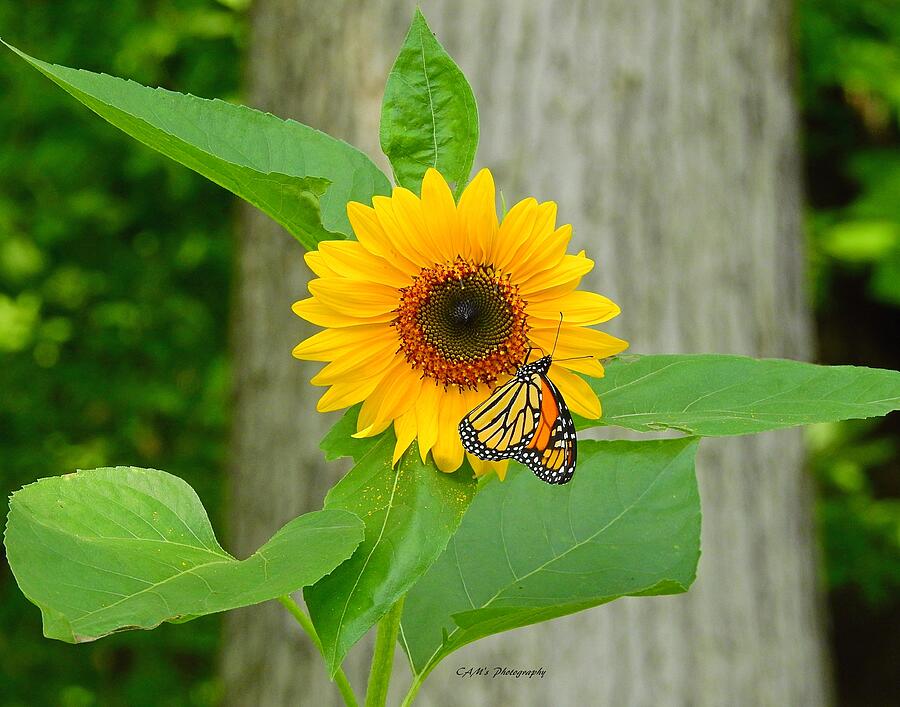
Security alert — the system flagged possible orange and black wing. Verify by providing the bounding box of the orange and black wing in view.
[458,375,543,461]
[512,374,577,485]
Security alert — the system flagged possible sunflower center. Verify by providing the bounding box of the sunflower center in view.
[393,258,529,389]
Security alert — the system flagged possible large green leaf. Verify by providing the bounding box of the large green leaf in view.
[380,8,478,197]
[4,467,364,643]
[584,354,900,435]
[1,41,391,249]
[400,438,700,678]
[306,413,477,675]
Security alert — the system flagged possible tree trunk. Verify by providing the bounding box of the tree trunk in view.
[220,2,400,704]
[223,1,832,705]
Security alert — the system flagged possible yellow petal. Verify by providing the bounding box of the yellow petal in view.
[457,168,498,264]
[527,290,621,327]
[530,326,629,360]
[305,250,339,278]
[373,194,433,268]
[519,251,594,298]
[308,278,398,317]
[511,221,570,282]
[556,356,607,378]
[316,373,384,412]
[420,168,459,263]
[431,392,467,472]
[467,454,490,478]
[549,365,602,419]
[466,455,508,480]
[392,408,418,466]
[415,379,443,463]
[466,460,509,481]
[491,197,540,270]
[319,241,411,288]
[292,298,394,328]
[310,335,398,385]
[356,362,422,436]
[347,201,420,275]
[392,186,447,266]
[501,201,559,280]
[292,324,391,361]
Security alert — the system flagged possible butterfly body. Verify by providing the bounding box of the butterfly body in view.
[459,354,577,484]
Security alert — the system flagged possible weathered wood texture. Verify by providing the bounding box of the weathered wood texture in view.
[222,1,832,705]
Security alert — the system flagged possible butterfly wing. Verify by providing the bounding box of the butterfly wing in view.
[459,374,543,461]
[513,374,577,485]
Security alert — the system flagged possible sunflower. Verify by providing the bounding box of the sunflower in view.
[292,168,627,479]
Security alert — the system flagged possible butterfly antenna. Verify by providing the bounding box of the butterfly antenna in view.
[551,312,564,358]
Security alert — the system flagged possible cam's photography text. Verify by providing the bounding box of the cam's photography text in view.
[456,666,547,679]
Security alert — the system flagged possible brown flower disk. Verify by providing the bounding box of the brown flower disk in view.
[393,257,529,389]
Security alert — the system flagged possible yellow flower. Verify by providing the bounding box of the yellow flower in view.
[293,168,627,479]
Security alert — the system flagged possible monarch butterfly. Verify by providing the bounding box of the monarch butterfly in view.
[458,319,579,484]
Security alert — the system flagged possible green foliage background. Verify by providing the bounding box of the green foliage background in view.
[0,1,897,705]
[800,1,900,701]
[0,1,242,704]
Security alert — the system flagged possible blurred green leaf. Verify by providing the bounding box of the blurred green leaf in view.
[871,247,900,305]
[581,355,900,436]
[809,420,900,605]
[2,41,391,249]
[820,220,900,262]
[306,426,477,675]
[0,292,41,352]
[0,2,243,701]
[401,438,700,678]
[5,467,365,643]
[0,235,46,280]
[380,8,478,196]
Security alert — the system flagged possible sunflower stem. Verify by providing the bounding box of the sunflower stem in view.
[277,595,359,707]
[365,597,405,707]
[399,672,426,707]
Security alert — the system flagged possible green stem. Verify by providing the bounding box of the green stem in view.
[399,656,442,707]
[277,595,359,707]
[399,672,426,707]
[365,597,405,707]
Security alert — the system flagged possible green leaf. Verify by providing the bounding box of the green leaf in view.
[320,404,379,463]
[2,41,391,249]
[305,428,477,675]
[380,8,479,197]
[583,354,900,436]
[4,467,364,643]
[400,438,700,678]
